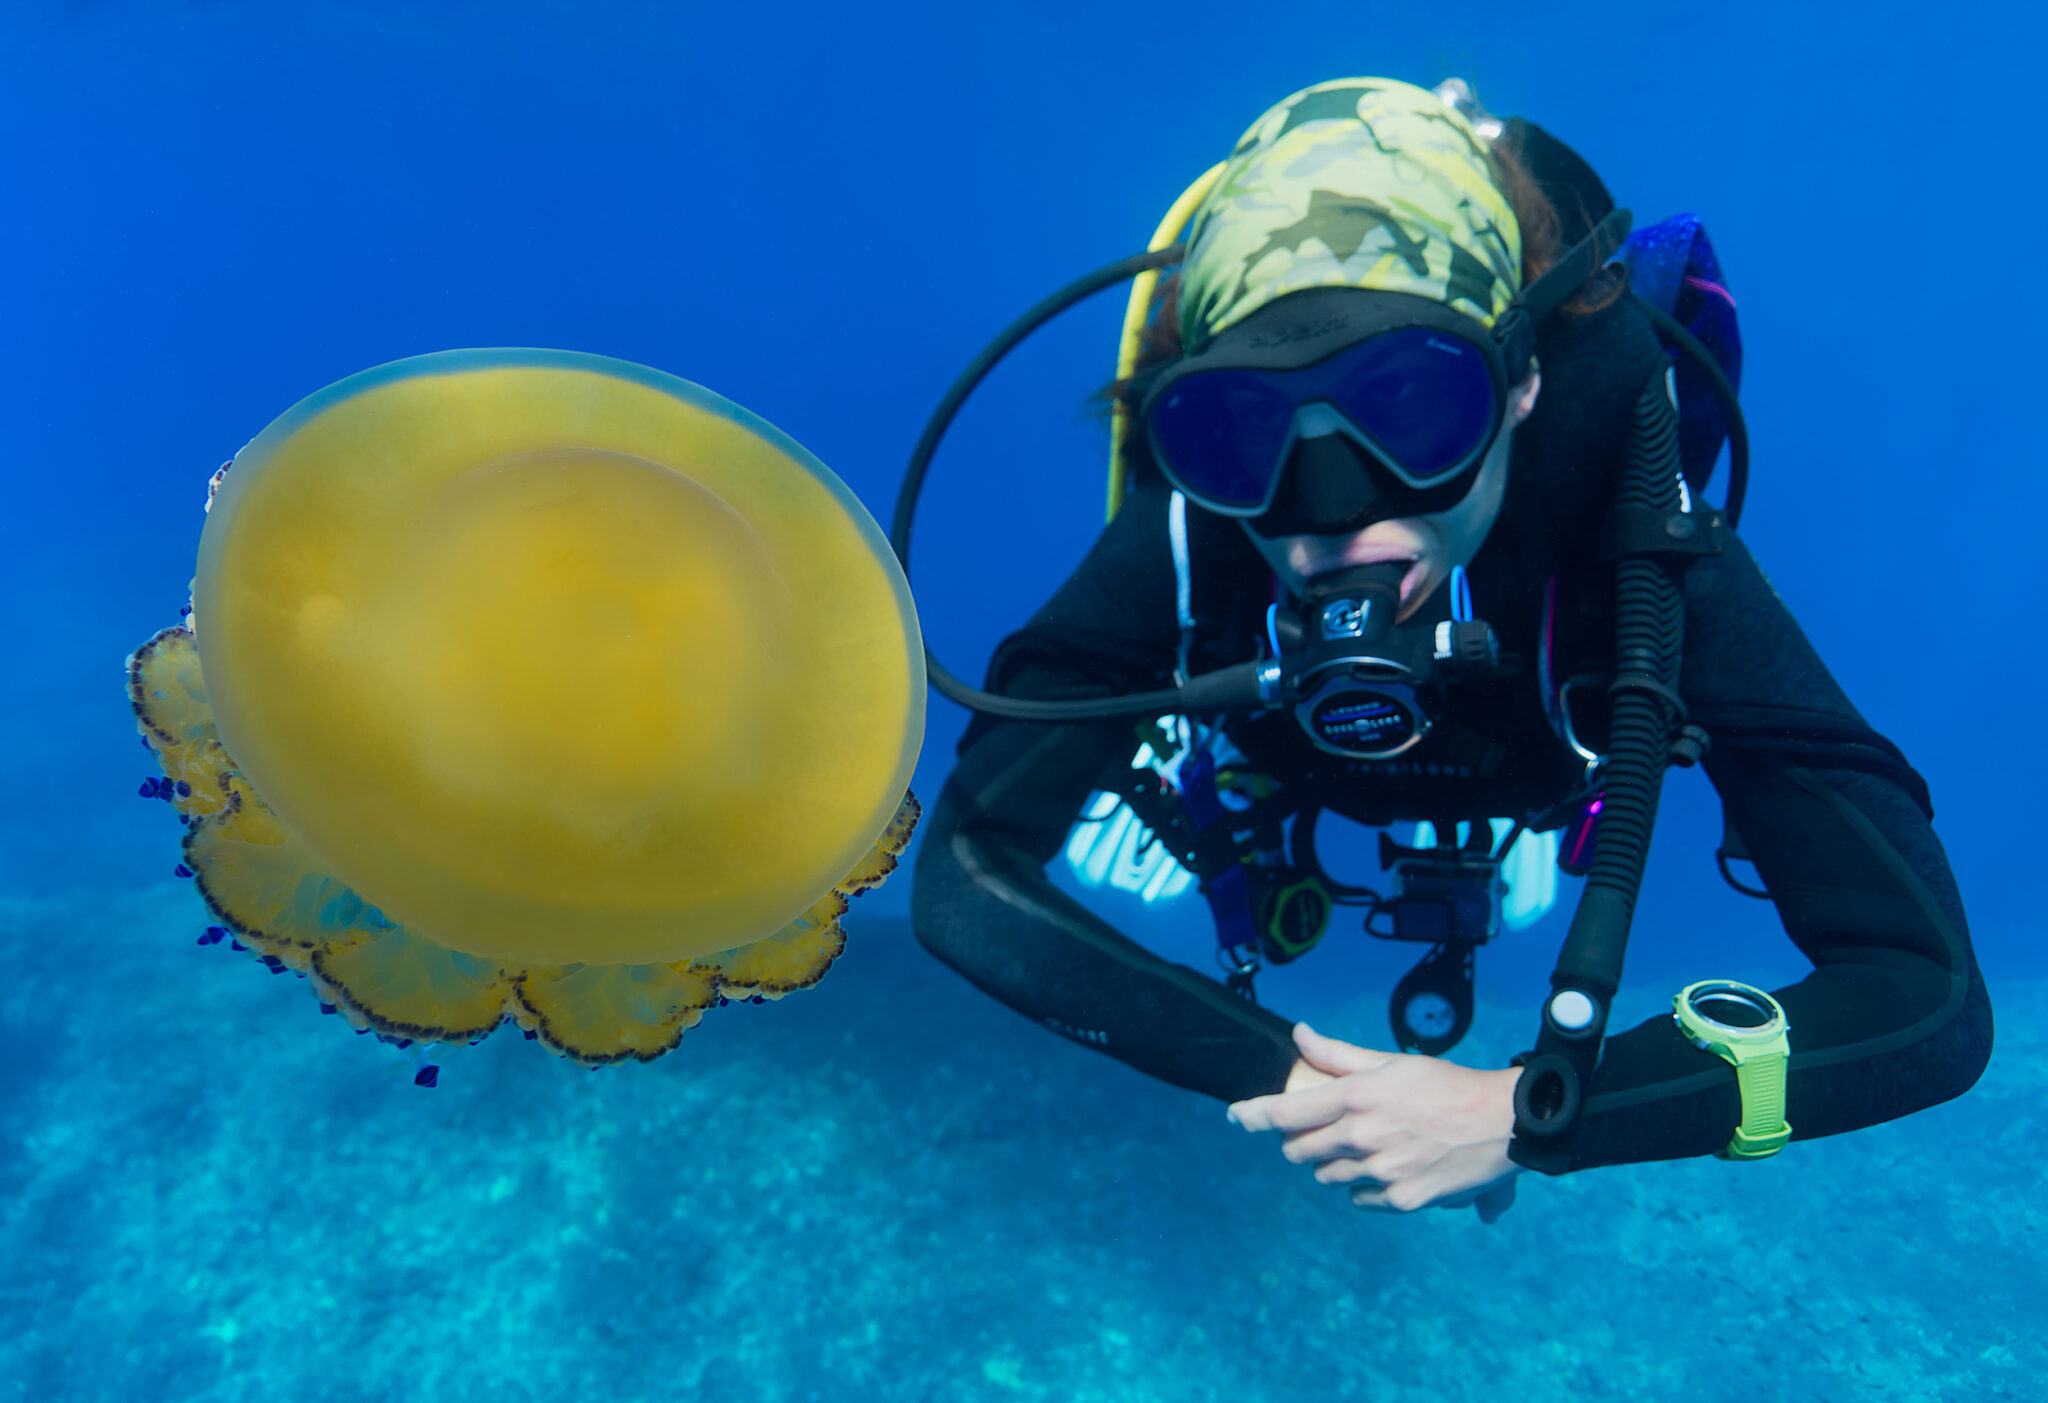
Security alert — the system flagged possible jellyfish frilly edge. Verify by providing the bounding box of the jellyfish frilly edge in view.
[127,349,923,1068]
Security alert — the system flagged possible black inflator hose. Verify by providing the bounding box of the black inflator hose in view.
[890,244,1195,721]
[1628,294,1748,529]
[1511,373,1690,1170]
[1578,377,1687,934]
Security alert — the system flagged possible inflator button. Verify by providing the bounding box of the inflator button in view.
[1449,620,1499,672]
[1548,989,1597,1032]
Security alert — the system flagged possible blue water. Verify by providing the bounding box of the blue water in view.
[6,3,2043,1399]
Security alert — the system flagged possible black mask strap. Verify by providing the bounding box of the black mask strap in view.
[1492,208,1633,382]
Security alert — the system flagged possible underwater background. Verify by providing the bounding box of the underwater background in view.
[5,1,2044,1399]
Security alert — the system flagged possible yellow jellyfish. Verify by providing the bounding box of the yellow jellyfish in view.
[128,348,923,1068]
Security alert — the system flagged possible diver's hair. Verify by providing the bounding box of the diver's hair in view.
[1490,124,1626,319]
[1106,133,1618,415]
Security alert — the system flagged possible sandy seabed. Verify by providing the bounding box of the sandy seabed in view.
[0,884,2035,1403]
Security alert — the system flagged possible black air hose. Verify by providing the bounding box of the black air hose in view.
[1512,371,1689,1169]
[1574,376,1687,947]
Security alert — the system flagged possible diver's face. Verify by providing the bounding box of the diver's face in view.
[1244,373,1541,619]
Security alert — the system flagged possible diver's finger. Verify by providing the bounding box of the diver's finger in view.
[1227,1077,1355,1133]
[1310,1148,1406,1184]
[1354,1140,1433,1191]
[1293,1022,1396,1076]
[1475,1178,1518,1225]
[1348,1184,1402,1213]
[1349,1176,1443,1214]
[1284,1118,1405,1166]
[1321,1165,1388,1191]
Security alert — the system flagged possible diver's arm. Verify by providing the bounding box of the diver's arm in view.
[911,476,1301,1102]
[914,713,1301,1104]
[1550,537,1993,1171]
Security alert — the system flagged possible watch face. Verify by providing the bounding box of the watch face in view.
[1685,983,1779,1032]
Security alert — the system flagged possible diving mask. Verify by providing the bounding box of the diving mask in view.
[1139,289,1512,525]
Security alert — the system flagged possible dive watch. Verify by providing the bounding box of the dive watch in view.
[1673,980,1792,1160]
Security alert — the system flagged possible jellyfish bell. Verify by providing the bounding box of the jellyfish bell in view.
[129,348,923,1065]
[194,349,920,965]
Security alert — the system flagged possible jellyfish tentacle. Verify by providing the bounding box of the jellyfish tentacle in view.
[313,930,518,1049]
[833,790,922,898]
[709,888,851,998]
[129,628,235,822]
[511,962,722,1065]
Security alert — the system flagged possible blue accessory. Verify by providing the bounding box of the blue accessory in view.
[1610,214,1743,493]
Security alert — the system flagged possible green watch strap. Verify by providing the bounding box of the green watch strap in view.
[1725,1050,1792,1159]
[1673,980,1793,1161]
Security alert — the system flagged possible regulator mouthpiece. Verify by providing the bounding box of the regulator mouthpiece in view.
[1278,560,1497,760]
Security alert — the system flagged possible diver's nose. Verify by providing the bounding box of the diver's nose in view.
[1257,432,1382,536]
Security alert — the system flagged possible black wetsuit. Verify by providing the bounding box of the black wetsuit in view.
[911,293,1992,1174]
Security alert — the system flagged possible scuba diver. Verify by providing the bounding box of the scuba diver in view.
[894,78,1991,1219]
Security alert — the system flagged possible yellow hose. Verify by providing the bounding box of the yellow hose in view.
[1105,162,1225,521]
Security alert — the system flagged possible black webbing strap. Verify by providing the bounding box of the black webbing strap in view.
[1691,706,1934,819]
[1523,207,1634,324]
[1493,208,1634,381]
[1599,506,1727,563]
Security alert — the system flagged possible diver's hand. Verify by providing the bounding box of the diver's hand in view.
[1229,1023,1523,1224]
[1284,1057,1338,1093]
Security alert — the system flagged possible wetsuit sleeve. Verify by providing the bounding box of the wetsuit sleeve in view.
[911,482,1301,1102]
[1553,534,1993,1171]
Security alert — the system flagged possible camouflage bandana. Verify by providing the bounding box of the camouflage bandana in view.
[1180,79,1522,353]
